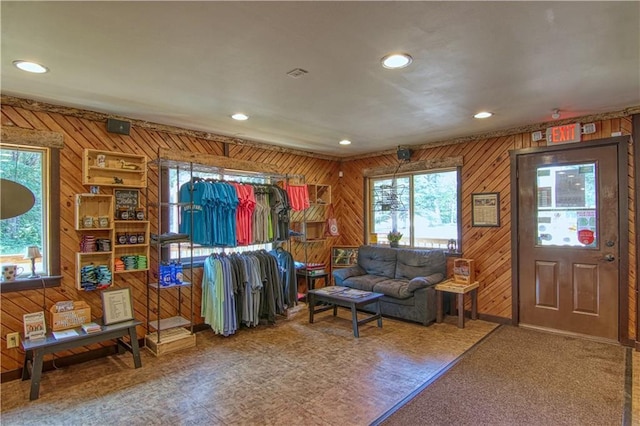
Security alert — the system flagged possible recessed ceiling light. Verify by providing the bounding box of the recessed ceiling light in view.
[339,139,351,145]
[381,53,412,69]
[13,60,48,74]
[474,111,493,119]
[231,113,249,121]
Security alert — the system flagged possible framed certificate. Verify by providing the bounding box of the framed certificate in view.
[471,192,500,227]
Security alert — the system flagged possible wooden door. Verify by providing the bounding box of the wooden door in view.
[517,144,619,341]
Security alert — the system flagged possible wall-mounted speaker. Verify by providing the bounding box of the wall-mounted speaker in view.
[106,118,131,135]
[397,147,411,161]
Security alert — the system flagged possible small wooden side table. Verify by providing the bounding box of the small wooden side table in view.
[435,279,479,328]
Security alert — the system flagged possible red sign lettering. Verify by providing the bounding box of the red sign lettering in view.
[546,123,581,145]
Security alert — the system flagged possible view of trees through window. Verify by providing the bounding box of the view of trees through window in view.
[0,146,47,275]
[369,169,459,248]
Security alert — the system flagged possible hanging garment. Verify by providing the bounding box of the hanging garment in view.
[179,180,209,245]
[231,182,255,246]
[253,189,271,243]
[283,183,310,211]
[202,255,238,336]
[201,250,291,334]
[269,185,291,241]
[271,247,296,307]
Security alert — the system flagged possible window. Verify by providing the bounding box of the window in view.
[0,144,60,291]
[536,163,596,247]
[367,168,461,249]
[164,167,273,263]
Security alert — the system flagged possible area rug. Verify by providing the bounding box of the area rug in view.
[375,325,629,426]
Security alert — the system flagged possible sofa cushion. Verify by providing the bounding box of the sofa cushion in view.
[372,278,414,299]
[408,274,444,292]
[395,249,446,280]
[332,265,365,284]
[342,274,388,292]
[357,245,397,278]
[379,294,416,306]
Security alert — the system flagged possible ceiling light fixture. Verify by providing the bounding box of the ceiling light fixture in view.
[231,113,248,121]
[474,111,493,119]
[339,139,351,145]
[381,53,412,69]
[13,60,48,74]
[551,109,561,119]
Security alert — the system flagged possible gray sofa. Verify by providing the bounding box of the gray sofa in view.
[332,245,446,325]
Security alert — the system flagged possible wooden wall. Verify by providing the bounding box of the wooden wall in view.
[0,101,339,374]
[0,98,636,375]
[335,117,636,337]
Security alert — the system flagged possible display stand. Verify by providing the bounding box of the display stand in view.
[146,150,304,355]
[78,149,149,290]
[145,148,306,352]
[74,194,114,290]
[145,156,196,355]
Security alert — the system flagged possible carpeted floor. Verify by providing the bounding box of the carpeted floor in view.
[377,325,628,426]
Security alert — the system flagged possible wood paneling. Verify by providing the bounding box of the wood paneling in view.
[0,103,337,374]
[1,99,636,375]
[338,118,636,333]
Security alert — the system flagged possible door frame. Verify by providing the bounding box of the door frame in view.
[510,136,631,344]
[634,114,640,351]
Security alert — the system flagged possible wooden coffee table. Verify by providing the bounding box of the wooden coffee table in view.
[307,286,383,337]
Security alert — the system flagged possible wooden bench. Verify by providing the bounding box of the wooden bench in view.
[21,319,142,400]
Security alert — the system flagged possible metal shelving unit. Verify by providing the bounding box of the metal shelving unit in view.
[145,156,195,350]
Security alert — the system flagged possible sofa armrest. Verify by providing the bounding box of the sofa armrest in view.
[332,265,366,285]
[407,273,445,292]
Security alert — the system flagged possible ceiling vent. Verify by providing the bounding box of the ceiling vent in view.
[286,68,309,78]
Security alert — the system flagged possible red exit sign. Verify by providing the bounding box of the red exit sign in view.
[546,123,581,145]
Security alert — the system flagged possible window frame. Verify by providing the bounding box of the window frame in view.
[0,145,61,293]
[365,166,462,251]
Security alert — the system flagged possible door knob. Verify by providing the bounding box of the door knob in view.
[604,254,615,262]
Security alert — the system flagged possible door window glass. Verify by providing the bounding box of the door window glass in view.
[536,163,596,247]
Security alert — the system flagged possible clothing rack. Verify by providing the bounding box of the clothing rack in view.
[146,149,307,342]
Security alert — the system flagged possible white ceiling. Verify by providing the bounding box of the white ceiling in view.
[2,1,639,157]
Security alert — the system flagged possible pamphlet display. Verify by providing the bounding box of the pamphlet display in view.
[23,311,46,340]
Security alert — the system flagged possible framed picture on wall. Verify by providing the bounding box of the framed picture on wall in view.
[471,192,500,227]
[331,246,359,269]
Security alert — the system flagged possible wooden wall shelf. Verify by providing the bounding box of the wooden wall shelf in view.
[74,192,149,290]
[290,183,332,243]
[83,149,147,188]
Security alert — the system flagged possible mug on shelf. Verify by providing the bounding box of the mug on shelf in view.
[2,265,24,282]
[98,216,109,228]
[83,216,94,228]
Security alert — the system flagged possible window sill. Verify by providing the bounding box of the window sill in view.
[445,251,462,258]
[0,275,62,293]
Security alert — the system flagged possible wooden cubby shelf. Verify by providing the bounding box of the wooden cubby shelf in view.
[83,148,147,188]
[290,183,332,243]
